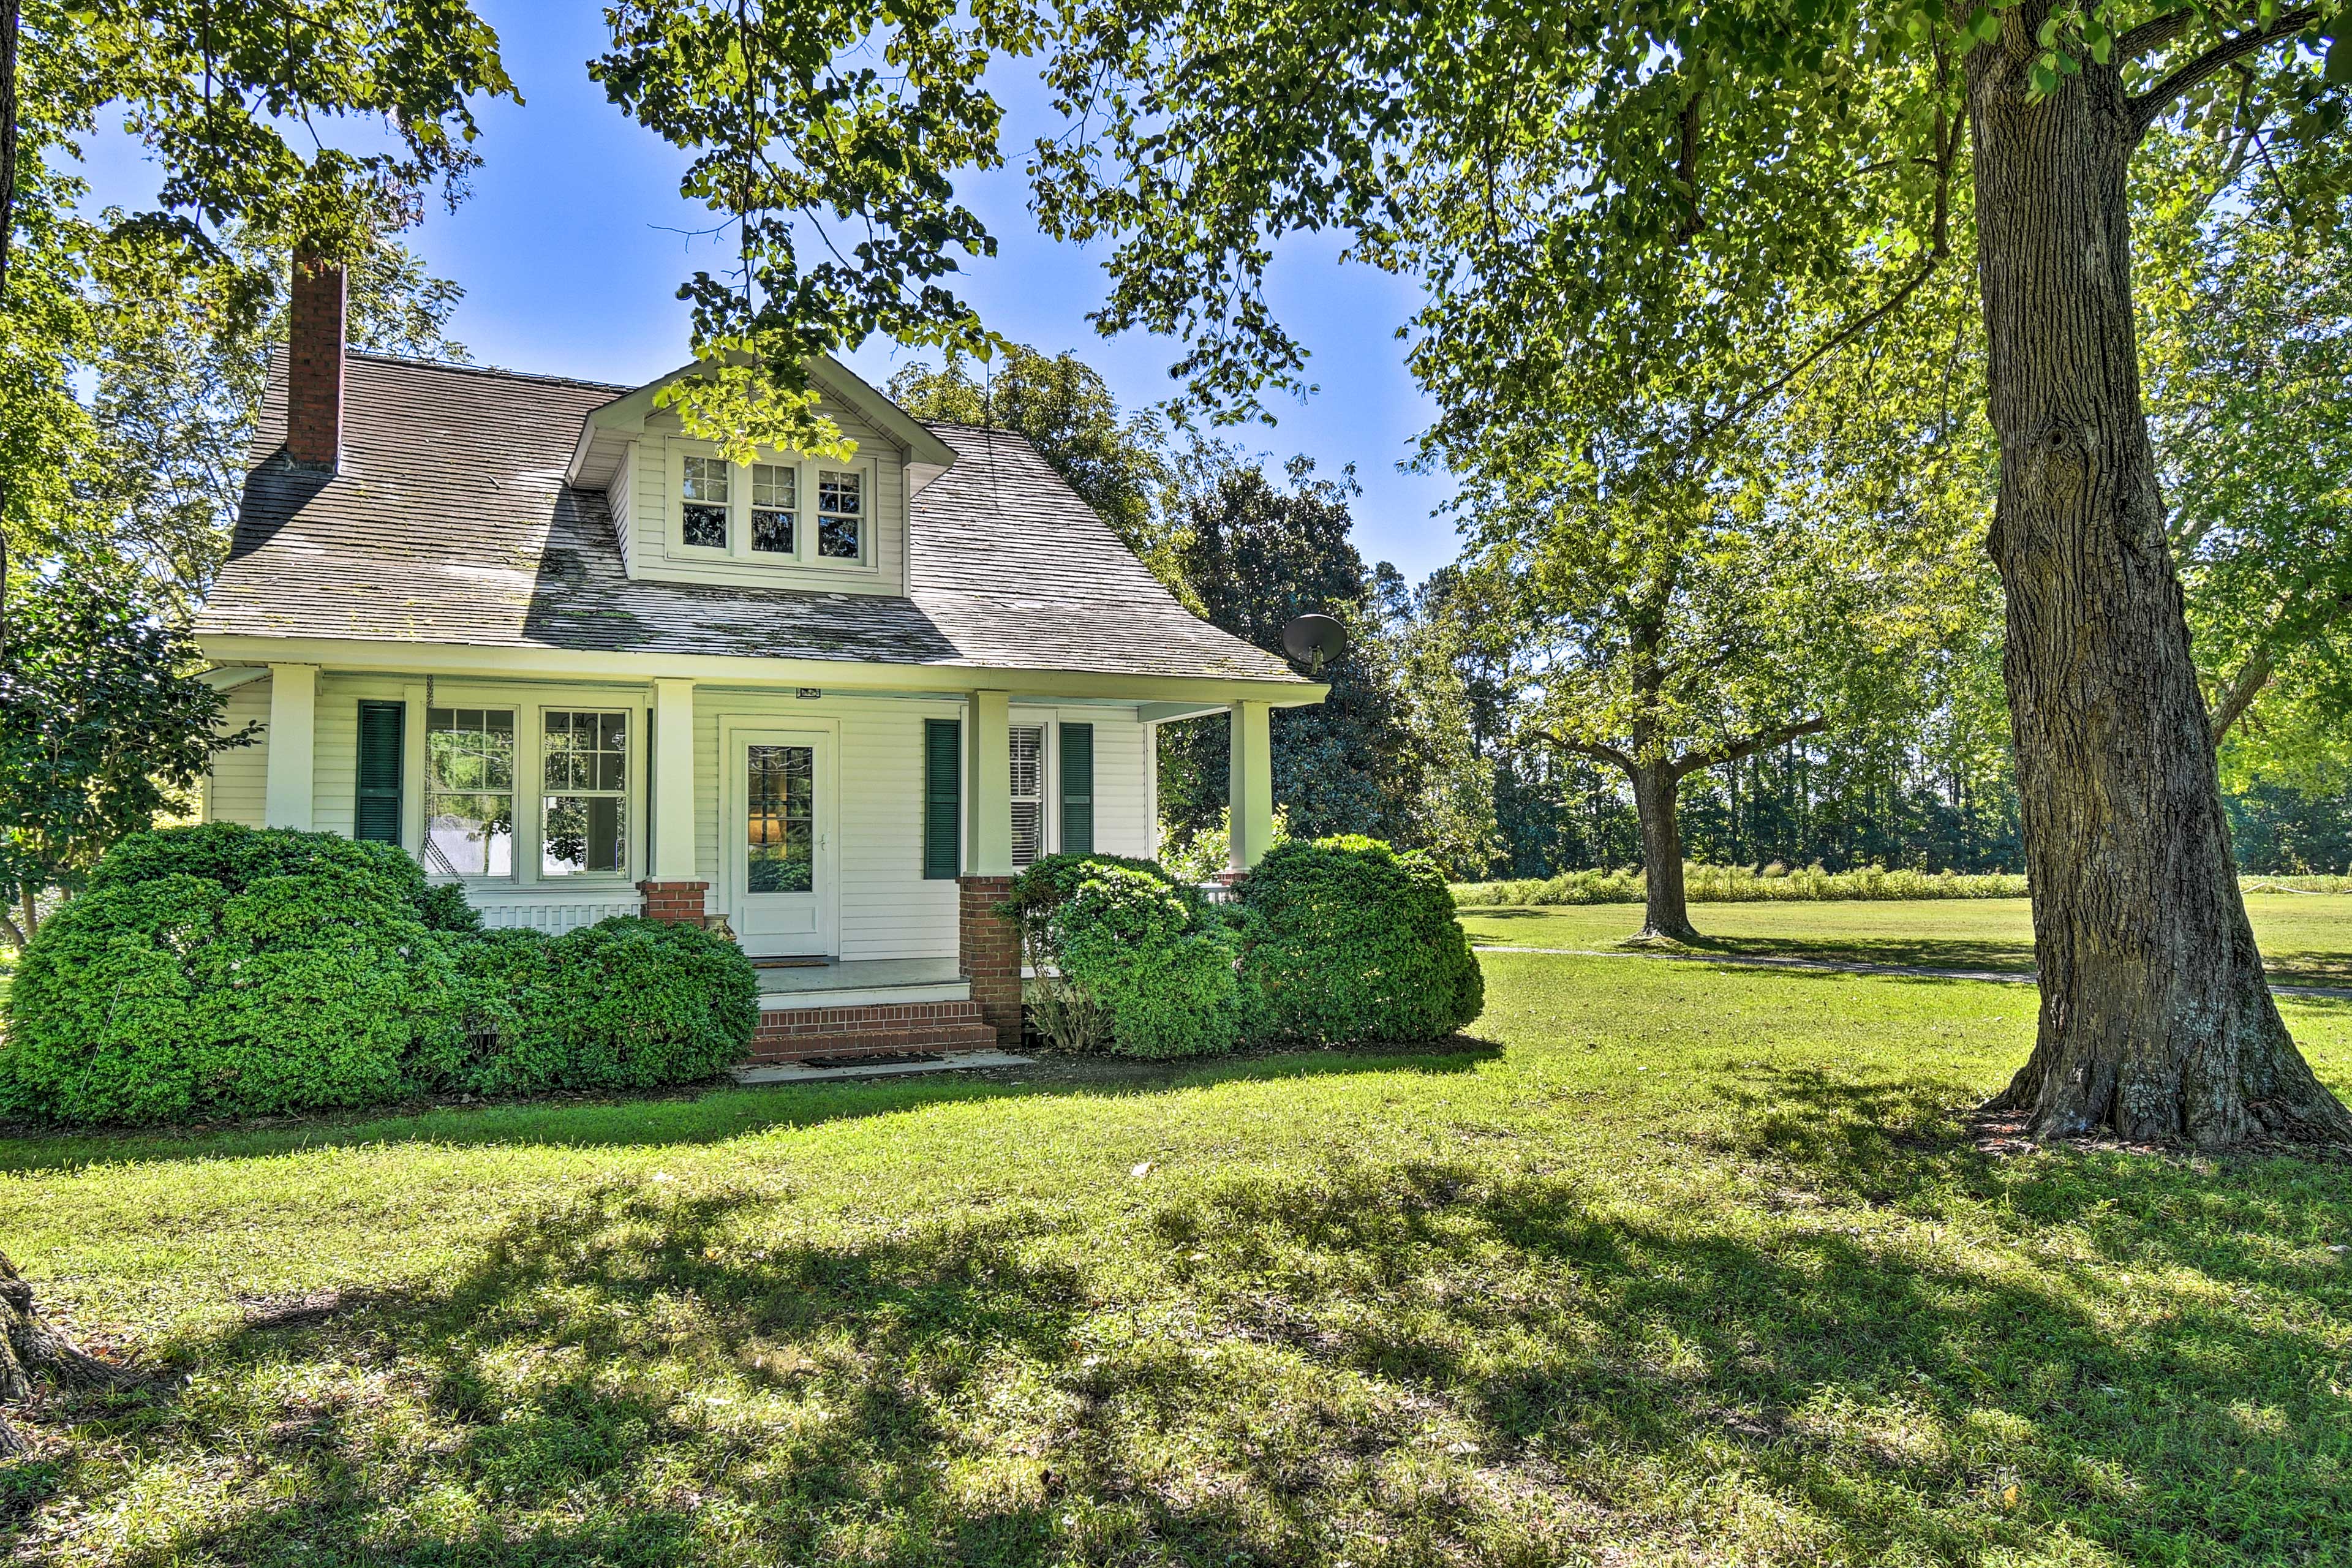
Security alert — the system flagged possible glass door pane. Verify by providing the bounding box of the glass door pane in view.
[746,744,814,893]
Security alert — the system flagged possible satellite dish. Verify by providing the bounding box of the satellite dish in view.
[1280,613,1348,676]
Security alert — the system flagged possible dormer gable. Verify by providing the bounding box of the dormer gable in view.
[565,355,957,598]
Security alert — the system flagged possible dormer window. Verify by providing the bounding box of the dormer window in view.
[681,456,729,549]
[818,470,862,559]
[670,448,875,570]
[752,463,796,554]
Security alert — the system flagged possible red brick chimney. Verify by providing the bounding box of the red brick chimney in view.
[287,251,347,469]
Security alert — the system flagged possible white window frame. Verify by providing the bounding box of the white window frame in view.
[417,686,644,891]
[423,704,520,881]
[671,445,880,572]
[539,708,634,882]
[678,454,733,554]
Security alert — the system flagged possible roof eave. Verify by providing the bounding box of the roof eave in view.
[564,353,956,486]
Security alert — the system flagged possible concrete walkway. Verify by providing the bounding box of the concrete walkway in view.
[731,1049,1035,1086]
[1472,944,2352,1001]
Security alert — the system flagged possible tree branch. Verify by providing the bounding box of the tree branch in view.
[1543,733,1634,773]
[1672,717,1827,779]
[2131,9,2323,134]
[2209,650,2274,745]
[2116,8,2196,60]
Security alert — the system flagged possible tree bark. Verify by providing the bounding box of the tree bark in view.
[1967,20,2352,1147]
[1,1251,132,1455]
[1627,761,1698,943]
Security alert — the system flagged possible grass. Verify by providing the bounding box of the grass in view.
[4,942,2352,1562]
[1461,891,2352,989]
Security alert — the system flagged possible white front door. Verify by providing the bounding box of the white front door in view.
[726,727,837,957]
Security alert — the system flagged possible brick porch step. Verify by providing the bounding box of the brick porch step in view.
[748,999,1002,1065]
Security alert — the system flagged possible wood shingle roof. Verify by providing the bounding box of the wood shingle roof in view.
[195,353,1303,685]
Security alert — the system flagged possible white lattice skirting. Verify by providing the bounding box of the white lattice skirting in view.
[471,898,643,935]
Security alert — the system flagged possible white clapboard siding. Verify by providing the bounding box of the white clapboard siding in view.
[835,700,960,960]
[609,442,632,572]
[627,394,908,597]
[208,677,273,826]
[691,692,962,962]
[1085,710,1155,858]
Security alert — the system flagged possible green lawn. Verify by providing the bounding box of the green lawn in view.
[5,947,2352,1564]
[1461,891,2352,988]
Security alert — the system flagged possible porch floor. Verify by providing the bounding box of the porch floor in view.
[755,957,968,1009]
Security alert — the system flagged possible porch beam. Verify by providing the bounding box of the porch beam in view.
[193,633,1332,709]
[650,678,698,881]
[1228,699,1274,870]
[263,663,318,830]
[965,689,1014,876]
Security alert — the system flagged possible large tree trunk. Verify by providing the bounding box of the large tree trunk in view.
[1627,761,1699,943]
[1,1251,131,1454]
[1967,25,2352,1147]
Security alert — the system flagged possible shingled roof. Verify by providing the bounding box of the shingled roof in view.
[194,353,1304,686]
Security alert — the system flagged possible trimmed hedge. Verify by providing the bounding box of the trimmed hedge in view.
[1238,835,1483,1044]
[453,918,759,1093]
[1,825,756,1124]
[1005,854,1241,1058]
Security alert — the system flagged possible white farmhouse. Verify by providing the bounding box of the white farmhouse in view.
[192,259,1324,1061]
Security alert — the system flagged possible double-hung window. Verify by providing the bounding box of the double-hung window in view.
[816,469,863,559]
[677,453,870,567]
[681,456,729,548]
[426,707,515,876]
[542,710,629,876]
[751,463,796,555]
[1009,725,1046,869]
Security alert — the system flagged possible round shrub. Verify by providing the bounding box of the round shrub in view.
[1237,835,1483,1044]
[86,821,481,931]
[3,845,464,1124]
[541,917,759,1089]
[3,827,753,1125]
[1006,854,1241,1058]
[450,918,756,1093]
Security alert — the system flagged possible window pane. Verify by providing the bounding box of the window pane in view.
[1011,799,1043,869]
[753,464,794,508]
[682,503,727,548]
[429,708,514,792]
[752,509,794,554]
[545,794,626,876]
[818,470,859,515]
[682,454,730,502]
[818,515,859,559]
[746,744,814,894]
[426,794,513,876]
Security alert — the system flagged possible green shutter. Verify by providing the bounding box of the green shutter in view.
[355,701,405,845]
[1059,722,1094,856]
[924,718,962,879]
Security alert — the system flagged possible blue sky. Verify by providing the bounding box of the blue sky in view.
[72,4,1465,583]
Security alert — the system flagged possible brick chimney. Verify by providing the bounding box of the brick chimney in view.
[286,251,347,469]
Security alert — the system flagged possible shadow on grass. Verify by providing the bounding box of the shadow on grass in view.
[39,1057,2351,1567]
[0,1038,1504,1177]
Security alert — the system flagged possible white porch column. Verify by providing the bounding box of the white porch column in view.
[262,664,318,830]
[650,678,698,881]
[1229,699,1274,870]
[965,689,1014,876]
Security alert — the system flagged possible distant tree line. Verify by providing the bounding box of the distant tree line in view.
[891,340,2352,884]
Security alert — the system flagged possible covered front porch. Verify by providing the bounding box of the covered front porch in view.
[211,649,1294,1059]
